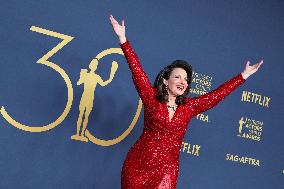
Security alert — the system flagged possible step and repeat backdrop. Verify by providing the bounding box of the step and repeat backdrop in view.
[0,1,283,189]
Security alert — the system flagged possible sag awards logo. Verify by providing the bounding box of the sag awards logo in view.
[190,71,213,123]
[0,26,143,146]
[225,153,261,167]
[237,116,264,141]
[190,71,213,95]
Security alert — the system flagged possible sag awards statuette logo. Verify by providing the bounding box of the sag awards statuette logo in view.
[0,26,143,146]
[241,90,270,108]
[180,141,201,157]
[225,153,261,167]
[237,117,263,141]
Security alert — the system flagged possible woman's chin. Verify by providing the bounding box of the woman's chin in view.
[174,91,184,96]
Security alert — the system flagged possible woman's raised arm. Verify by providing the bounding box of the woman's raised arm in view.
[109,15,155,105]
[190,60,263,116]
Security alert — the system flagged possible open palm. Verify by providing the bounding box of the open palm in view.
[109,14,125,38]
[242,60,263,79]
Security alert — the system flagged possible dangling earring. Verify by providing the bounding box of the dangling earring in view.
[165,85,168,90]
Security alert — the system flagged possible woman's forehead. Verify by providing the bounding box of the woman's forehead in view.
[171,68,187,76]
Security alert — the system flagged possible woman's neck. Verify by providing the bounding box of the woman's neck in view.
[167,95,176,105]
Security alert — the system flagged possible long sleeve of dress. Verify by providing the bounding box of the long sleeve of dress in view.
[190,73,246,116]
[120,40,155,105]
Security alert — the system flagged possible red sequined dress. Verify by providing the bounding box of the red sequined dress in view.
[120,40,245,189]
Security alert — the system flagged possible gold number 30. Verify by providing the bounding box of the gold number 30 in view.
[0,26,141,147]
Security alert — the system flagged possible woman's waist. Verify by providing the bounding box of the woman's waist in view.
[131,130,182,155]
[142,127,184,141]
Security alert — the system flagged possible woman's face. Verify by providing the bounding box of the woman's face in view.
[163,68,188,97]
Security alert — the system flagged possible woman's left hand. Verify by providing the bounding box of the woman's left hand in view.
[241,60,264,79]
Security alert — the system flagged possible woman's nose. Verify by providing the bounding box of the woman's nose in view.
[180,79,186,84]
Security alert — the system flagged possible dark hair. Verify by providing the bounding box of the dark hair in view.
[153,60,192,105]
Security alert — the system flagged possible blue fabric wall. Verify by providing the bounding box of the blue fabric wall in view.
[0,0,283,188]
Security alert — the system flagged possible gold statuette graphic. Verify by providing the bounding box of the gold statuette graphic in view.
[71,48,142,146]
[238,117,245,137]
[71,58,118,142]
[0,26,74,132]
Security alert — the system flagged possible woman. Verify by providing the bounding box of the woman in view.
[109,15,263,189]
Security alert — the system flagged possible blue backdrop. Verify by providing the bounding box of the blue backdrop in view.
[0,0,283,188]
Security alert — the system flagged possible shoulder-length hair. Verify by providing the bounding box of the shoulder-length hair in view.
[153,60,192,105]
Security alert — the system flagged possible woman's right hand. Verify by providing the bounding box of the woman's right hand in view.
[109,14,126,44]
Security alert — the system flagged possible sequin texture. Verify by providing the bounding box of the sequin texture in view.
[120,41,245,189]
